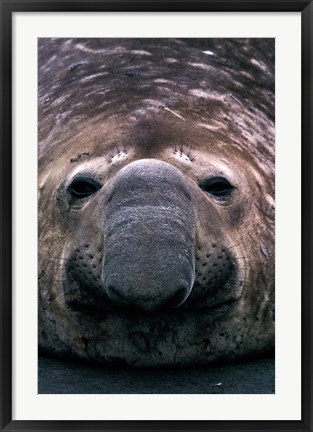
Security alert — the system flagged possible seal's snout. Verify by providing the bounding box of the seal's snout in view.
[106,281,190,311]
[102,159,196,311]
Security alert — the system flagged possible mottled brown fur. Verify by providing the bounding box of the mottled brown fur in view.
[38,39,274,367]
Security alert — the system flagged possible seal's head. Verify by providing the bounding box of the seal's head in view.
[38,38,274,367]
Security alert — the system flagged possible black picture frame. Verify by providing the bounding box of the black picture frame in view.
[1,1,312,431]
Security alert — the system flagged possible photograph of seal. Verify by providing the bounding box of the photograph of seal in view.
[38,38,275,368]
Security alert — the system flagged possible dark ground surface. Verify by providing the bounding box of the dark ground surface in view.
[38,355,275,394]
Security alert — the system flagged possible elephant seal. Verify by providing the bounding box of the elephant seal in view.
[38,38,275,367]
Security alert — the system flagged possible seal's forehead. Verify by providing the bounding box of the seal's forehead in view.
[38,38,274,133]
[38,38,274,176]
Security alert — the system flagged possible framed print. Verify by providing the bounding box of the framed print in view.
[1,1,312,431]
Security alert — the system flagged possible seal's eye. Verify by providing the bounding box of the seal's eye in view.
[199,176,234,198]
[67,177,101,198]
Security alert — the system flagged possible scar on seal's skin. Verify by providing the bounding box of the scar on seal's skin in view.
[70,152,91,163]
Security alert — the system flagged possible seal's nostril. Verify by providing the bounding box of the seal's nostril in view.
[164,287,188,309]
[106,285,127,305]
[106,280,189,310]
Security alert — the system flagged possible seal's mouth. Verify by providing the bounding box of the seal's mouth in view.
[65,295,240,336]
[64,279,243,315]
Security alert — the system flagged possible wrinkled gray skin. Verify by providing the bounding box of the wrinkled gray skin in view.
[38,38,275,367]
